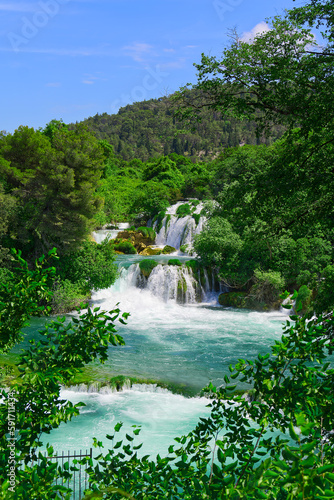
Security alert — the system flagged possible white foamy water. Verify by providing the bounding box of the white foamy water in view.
[45,387,211,458]
[92,223,130,243]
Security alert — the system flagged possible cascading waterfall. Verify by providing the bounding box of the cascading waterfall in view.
[153,202,205,249]
[117,262,217,304]
[147,264,198,304]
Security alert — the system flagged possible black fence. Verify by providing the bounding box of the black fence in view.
[32,448,93,500]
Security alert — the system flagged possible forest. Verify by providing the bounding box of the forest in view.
[0,0,334,498]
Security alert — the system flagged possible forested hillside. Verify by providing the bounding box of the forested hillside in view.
[78,94,284,161]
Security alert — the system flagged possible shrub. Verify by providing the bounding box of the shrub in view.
[248,269,285,309]
[295,285,312,314]
[168,259,182,266]
[176,203,191,217]
[139,259,158,278]
[113,240,137,254]
[52,279,90,314]
[185,259,200,272]
[153,210,166,233]
[161,245,176,254]
[137,227,156,241]
[192,213,201,225]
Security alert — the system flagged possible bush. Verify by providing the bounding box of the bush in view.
[295,285,312,314]
[176,203,191,217]
[52,279,90,314]
[56,240,118,292]
[248,269,285,309]
[168,259,182,266]
[112,240,137,254]
[137,227,156,241]
[139,259,158,278]
[185,259,200,272]
[314,264,334,314]
[153,210,167,233]
[161,245,176,254]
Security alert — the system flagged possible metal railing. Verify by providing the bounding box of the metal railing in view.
[33,448,93,499]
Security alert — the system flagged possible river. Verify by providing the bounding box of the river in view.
[42,205,289,458]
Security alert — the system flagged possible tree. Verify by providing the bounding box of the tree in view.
[174,4,334,228]
[0,125,105,257]
[143,157,185,191]
[0,251,128,499]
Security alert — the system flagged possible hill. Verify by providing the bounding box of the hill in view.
[78,93,283,161]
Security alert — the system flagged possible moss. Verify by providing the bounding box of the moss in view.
[185,259,200,272]
[112,239,137,254]
[154,210,166,233]
[140,246,162,256]
[139,259,158,278]
[176,203,191,217]
[218,292,247,308]
[165,214,171,229]
[161,245,176,254]
[168,259,182,266]
[177,276,188,302]
[137,226,156,241]
[192,213,201,226]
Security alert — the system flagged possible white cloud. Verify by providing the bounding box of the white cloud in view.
[46,82,61,87]
[160,57,186,70]
[82,73,106,85]
[122,42,154,62]
[241,22,270,43]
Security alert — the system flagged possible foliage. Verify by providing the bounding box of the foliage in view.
[51,279,91,314]
[0,251,128,499]
[112,240,137,254]
[168,259,182,266]
[0,249,56,354]
[161,245,176,254]
[247,269,285,310]
[143,157,185,191]
[130,181,171,222]
[136,227,156,241]
[314,264,334,315]
[0,124,105,257]
[0,185,16,266]
[139,259,158,278]
[176,203,191,217]
[194,217,243,284]
[56,240,118,293]
[295,285,312,315]
[80,96,281,163]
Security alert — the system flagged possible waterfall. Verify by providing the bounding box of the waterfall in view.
[147,264,198,304]
[153,202,206,249]
[120,263,201,304]
[92,223,130,243]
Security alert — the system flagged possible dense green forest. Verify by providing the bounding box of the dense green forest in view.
[78,95,284,161]
[1,0,334,497]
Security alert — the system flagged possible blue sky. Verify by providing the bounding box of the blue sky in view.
[1,0,303,132]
